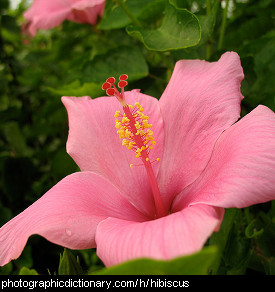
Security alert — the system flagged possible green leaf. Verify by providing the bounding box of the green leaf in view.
[81,46,149,83]
[208,208,238,274]
[126,1,201,51]
[245,219,264,239]
[223,226,251,274]
[264,257,275,275]
[0,0,9,11]
[98,0,166,30]
[2,122,32,157]
[243,30,275,108]
[46,81,102,98]
[19,267,39,275]
[92,246,218,275]
[15,246,34,269]
[0,262,13,275]
[50,149,78,181]
[196,0,218,45]
[2,157,36,206]
[0,204,12,226]
[58,249,84,275]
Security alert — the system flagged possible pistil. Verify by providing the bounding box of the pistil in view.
[102,75,167,218]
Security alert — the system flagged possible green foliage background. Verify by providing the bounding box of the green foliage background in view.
[0,0,274,275]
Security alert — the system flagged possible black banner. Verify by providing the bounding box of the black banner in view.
[0,275,273,291]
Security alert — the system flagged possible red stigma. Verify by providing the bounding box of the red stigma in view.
[107,77,116,84]
[106,88,115,96]
[119,74,128,81]
[102,74,129,102]
[102,82,111,90]
[118,80,128,88]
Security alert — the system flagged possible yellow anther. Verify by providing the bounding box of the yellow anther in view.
[139,130,145,136]
[122,139,129,146]
[135,147,144,158]
[121,138,135,150]
[135,121,141,129]
[137,112,149,120]
[127,142,135,150]
[115,121,122,129]
[143,120,152,128]
[114,111,120,118]
[121,116,130,124]
[125,129,131,138]
[136,148,142,154]
[117,128,125,138]
[113,102,159,165]
[134,102,144,112]
[147,129,153,136]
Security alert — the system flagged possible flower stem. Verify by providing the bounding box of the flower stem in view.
[114,0,143,27]
[218,0,229,50]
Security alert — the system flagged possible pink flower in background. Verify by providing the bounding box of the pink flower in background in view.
[0,52,275,267]
[23,0,105,36]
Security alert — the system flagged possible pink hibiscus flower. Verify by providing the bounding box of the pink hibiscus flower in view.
[0,52,275,268]
[23,0,105,36]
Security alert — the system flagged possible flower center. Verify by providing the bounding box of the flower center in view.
[102,75,167,218]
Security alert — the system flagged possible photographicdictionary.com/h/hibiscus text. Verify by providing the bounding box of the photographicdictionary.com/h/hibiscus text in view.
[1,277,190,290]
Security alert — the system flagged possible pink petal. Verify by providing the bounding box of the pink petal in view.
[0,171,146,267]
[157,52,244,207]
[173,105,275,211]
[23,0,72,36]
[68,0,105,25]
[62,92,164,218]
[23,0,105,36]
[96,204,224,266]
[70,0,105,9]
